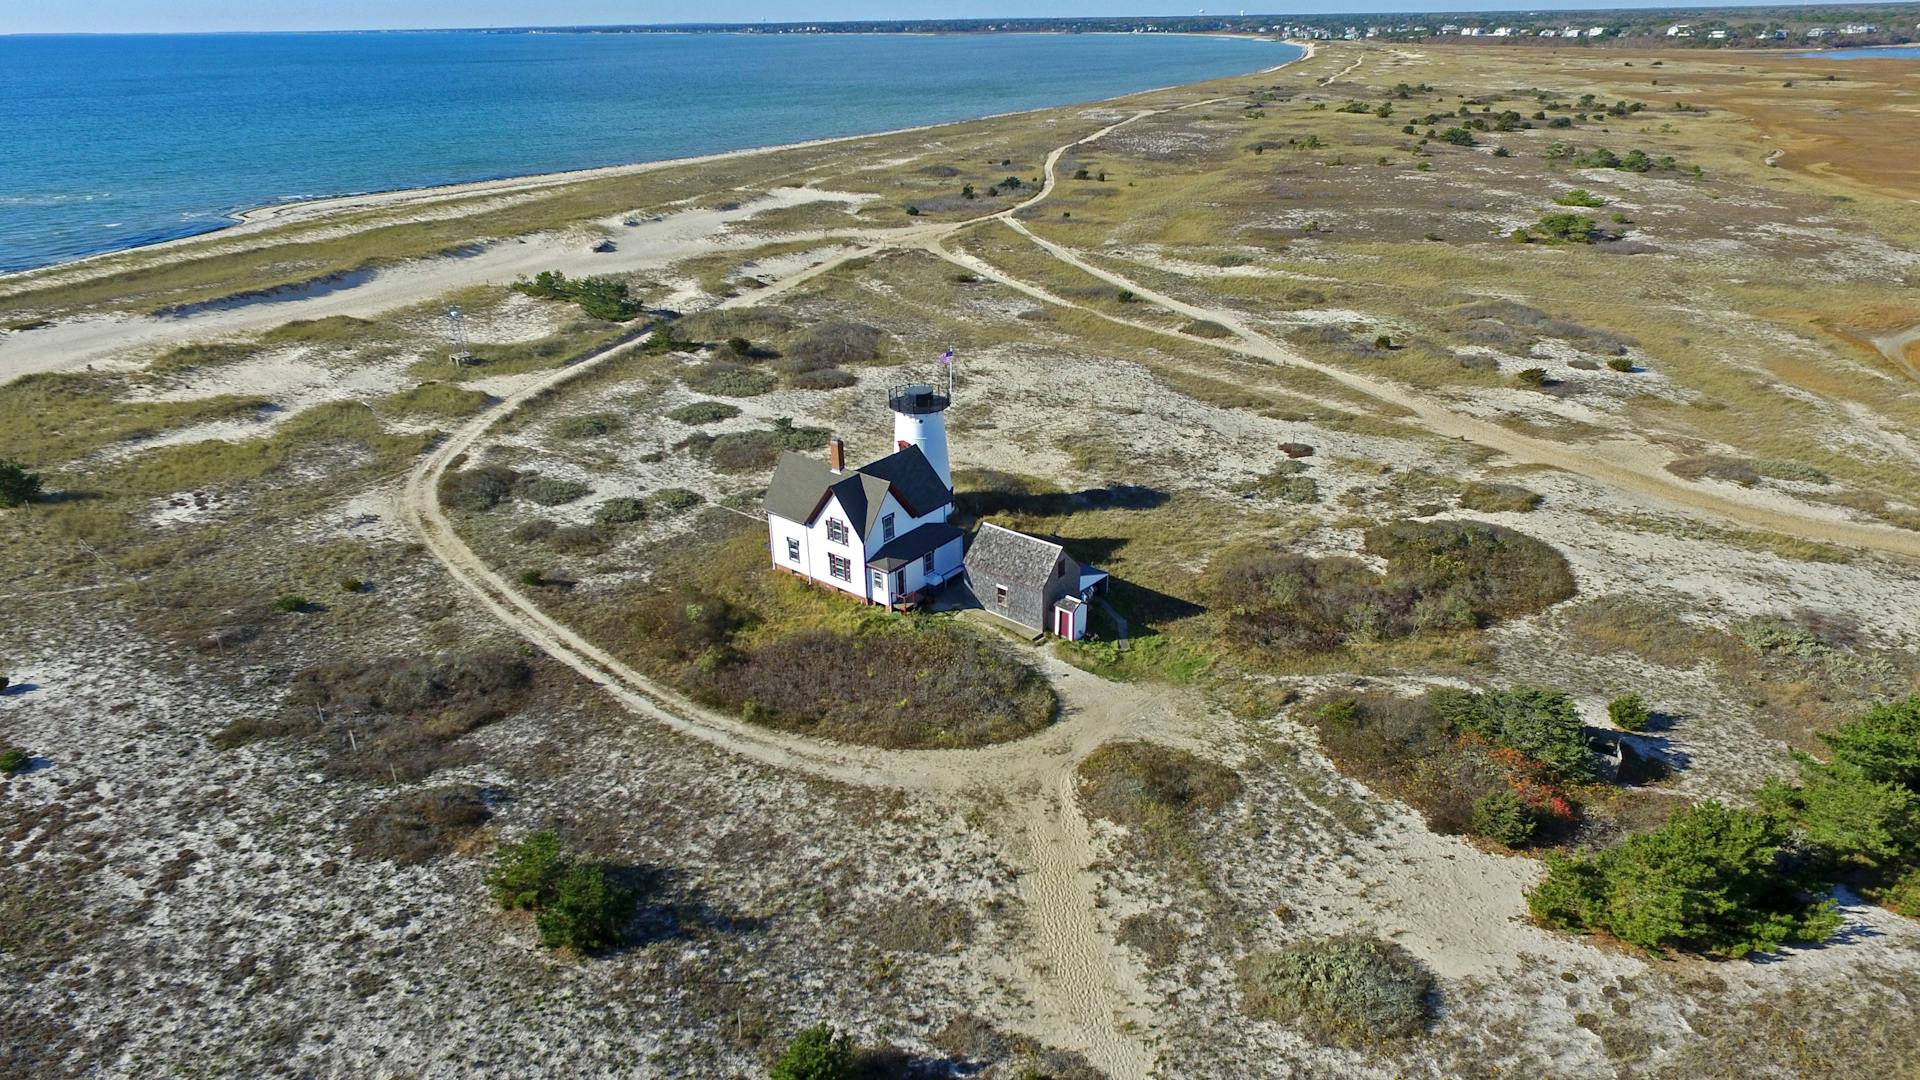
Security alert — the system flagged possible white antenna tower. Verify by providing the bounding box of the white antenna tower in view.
[446,306,474,368]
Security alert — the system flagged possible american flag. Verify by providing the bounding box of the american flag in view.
[938,348,955,365]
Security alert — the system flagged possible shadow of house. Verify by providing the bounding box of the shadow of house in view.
[954,478,1168,522]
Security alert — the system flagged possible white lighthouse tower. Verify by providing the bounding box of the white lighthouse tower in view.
[887,380,952,491]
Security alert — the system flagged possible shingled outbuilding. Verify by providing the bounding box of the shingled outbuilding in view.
[963,521,1107,640]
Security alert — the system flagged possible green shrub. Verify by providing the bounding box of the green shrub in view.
[594,497,649,526]
[666,401,742,425]
[770,1024,858,1080]
[1470,790,1537,846]
[1605,357,1635,372]
[1438,127,1476,146]
[1553,188,1607,207]
[1527,801,1842,957]
[683,361,775,397]
[1516,367,1550,387]
[487,831,570,911]
[1608,693,1650,732]
[1458,481,1542,513]
[788,367,857,391]
[1533,213,1597,243]
[0,459,44,508]
[1759,697,1920,871]
[1432,686,1599,779]
[0,747,29,774]
[340,577,365,593]
[1821,696,1920,789]
[1077,741,1243,832]
[648,488,706,516]
[520,569,545,588]
[1241,460,1319,504]
[536,862,633,952]
[552,412,624,440]
[685,418,829,473]
[516,475,591,506]
[487,831,634,953]
[1871,865,1920,917]
[442,464,521,511]
[274,594,309,614]
[512,270,643,321]
[1760,767,1918,866]
[1238,935,1434,1047]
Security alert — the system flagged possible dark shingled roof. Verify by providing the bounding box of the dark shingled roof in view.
[964,522,1066,587]
[856,444,948,518]
[762,443,951,540]
[869,522,965,570]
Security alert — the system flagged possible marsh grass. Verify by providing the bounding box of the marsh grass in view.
[0,371,272,466]
[380,382,496,419]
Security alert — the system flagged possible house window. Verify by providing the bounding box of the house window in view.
[828,554,852,581]
[785,538,801,563]
[881,513,896,542]
[921,551,936,574]
[871,569,887,595]
[994,585,1008,608]
[826,518,849,545]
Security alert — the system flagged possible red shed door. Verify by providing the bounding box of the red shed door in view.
[1055,607,1072,639]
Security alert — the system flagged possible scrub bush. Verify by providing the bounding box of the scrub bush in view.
[1238,935,1435,1046]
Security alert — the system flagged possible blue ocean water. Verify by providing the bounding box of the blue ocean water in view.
[0,31,1295,273]
[1802,44,1920,59]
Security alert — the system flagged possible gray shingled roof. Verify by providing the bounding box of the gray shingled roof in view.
[964,521,1065,587]
[869,522,965,571]
[763,451,835,525]
[762,443,951,540]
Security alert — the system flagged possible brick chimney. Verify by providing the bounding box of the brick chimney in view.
[827,435,845,473]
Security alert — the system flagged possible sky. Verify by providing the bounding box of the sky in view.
[0,0,1858,34]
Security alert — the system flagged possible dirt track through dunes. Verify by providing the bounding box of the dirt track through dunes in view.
[917,117,1920,561]
[1872,323,1920,386]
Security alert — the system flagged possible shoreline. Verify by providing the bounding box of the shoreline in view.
[4,35,1303,284]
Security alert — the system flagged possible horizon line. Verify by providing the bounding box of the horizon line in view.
[3,1,1905,38]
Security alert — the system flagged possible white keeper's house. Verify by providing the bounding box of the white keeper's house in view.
[762,382,965,609]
